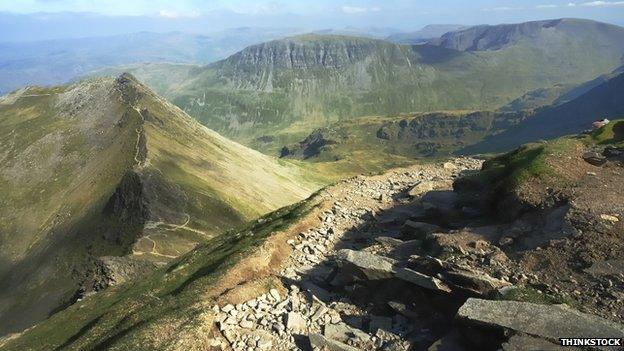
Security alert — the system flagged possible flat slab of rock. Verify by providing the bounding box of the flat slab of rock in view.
[420,191,457,212]
[457,298,624,349]
[309,333,360,351]
[395,268,452,293]
[337,249,397,280]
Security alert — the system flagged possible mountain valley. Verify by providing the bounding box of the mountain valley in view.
[98,19,624,158]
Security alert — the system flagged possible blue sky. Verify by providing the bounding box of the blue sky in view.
[2,0,624,18]
[0,0,624,17]
[1,0,623,41]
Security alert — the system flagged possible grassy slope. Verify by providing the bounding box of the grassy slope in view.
[0,81,144,334]
[279,110,532,161]
[0,192,322,351]
[459,119,623,200]
[0,75,329,336]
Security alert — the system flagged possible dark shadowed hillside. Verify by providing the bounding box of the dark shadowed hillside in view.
[461,72,624,154]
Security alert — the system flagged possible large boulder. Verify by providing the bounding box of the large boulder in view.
[336,249,397,280]
[457,298,624,349]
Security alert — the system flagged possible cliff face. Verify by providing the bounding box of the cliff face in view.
[219,36,396,71]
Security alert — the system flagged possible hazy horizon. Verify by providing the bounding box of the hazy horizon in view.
[1,0,624,41]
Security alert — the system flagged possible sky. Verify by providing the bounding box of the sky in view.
[1,0,623,41]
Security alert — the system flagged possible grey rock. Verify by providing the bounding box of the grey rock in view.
[420,191,457,212]
[457,298,624,349]
[375,236,405,248]
[583,151,607,166]
[309,333,360,351]
[285,311,307,333]
[300,281,333,302]
[395,268,452,293]
[442,268,509,295]
[337,249,397,280]
[392,239,423,259]
[387,301,419,319]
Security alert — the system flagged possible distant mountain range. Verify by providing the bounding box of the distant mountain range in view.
[386,24,467,44]
[0,28,306,95]
[99,18,624,155]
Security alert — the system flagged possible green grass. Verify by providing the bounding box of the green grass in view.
[1,191,321,351]
[500,286,576,306]
[0,75,332,338]
[589,119,624,145]
[463,140,559,192]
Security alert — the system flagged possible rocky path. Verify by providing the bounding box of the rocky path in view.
[210,156,624,351]
[211,158,483,350]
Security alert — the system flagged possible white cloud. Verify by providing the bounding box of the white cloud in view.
[536,4,559,8]
[567,1,624,6]
[482,6,524,11]
[158,10,200,18]
[536,1,624,8]
[340,5,381,14]
[341,6,368,14]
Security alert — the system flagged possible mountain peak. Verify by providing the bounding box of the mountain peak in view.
[431,17,624,51]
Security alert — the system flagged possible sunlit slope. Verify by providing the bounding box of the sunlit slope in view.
[0,74,322,335]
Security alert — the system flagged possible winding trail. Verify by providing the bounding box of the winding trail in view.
[212,158,483,351]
